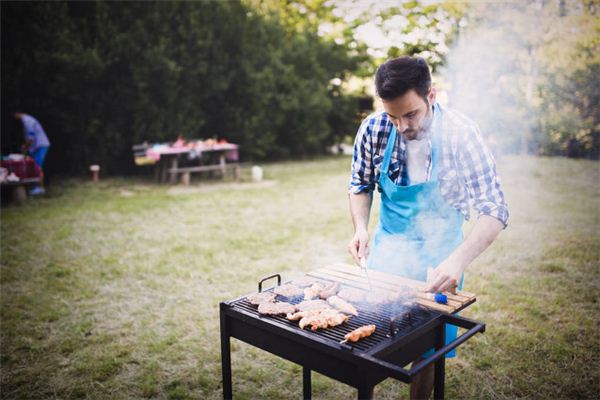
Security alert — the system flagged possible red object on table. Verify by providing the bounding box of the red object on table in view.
[1,157,42,179]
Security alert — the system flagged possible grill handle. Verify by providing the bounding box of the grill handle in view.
[258,274,282,292]
[362,314,485,381]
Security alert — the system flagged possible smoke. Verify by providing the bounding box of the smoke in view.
[439,2,546,156]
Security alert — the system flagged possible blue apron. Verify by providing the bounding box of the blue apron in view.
[368,104,464,357]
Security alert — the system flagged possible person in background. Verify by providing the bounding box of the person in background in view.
[13,112,50,195]
[348,56,508,399]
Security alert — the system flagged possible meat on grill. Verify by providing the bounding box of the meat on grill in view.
[286,309,322,321]
[257,301,296,315]
[337,288,367,303]
[303,283,325,300]
[298,309,350,331]
[318,282,340,299]
[327,295,358,316]
[343,325,376,343]
[273,283,304,298]
[295,299,332,312]
[246,292,277,305]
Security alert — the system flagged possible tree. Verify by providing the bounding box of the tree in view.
[536,4,599,158]
[1,1,366,175]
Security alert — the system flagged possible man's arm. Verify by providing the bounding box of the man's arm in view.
[21,138,33,153]
[348,192,373,264]
[347,116,377,265]
[427,123,508,292]
[426,215,503,292]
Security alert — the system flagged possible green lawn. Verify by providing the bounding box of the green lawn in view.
[1,155,598,399]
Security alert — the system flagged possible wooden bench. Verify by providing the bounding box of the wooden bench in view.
[168,163,244,185]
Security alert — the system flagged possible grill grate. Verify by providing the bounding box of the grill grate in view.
[230,284,436,353]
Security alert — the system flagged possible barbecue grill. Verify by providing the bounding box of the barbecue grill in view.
[220,264,485,399]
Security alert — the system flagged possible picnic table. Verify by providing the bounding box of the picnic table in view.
[0,156,43,204]
[134,140,240,184]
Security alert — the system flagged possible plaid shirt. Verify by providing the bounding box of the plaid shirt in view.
[349,103,509,227]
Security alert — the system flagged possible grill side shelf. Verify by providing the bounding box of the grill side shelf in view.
[309,264,478,314]
[365,314,486,380]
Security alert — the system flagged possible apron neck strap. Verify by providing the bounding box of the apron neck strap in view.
[430,103,443,179]
[381,124,397,175]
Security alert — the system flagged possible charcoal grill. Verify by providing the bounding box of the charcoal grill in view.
[220,267,485,399]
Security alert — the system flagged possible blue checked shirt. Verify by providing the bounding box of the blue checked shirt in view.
[349,103,509,227]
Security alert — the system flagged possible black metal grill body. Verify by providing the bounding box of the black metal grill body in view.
[220,279,485,400]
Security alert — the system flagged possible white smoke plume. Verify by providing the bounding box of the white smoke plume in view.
[439,2,557,156]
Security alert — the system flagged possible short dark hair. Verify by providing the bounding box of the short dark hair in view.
[375,56,431,101]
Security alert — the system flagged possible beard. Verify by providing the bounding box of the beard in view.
[402,102,433,141]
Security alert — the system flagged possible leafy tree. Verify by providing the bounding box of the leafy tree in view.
[1,1,365,175]
[536,3,599,158]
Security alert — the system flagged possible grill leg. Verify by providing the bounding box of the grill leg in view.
[357,385,374,399]
[220,311,232,400]
[433,324,446,400]
[303,367,311,399]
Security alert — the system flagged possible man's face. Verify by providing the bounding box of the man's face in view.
[382,88,436,140]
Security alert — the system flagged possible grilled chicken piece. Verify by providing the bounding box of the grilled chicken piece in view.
[286,310,322,321]
[295,299,332,312]
[318,282,340,299]
[299,315,329,330]
[246,292,276,305]
[337,288,367,303]
[273,283,304,298]
[343,325,376,343]
[299,309,350,331]
[257,301,296,315]
[303,283,325,300]
[327,296,358,316]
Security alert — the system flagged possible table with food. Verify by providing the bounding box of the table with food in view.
[0,154,43,203]
[134,137,239,183]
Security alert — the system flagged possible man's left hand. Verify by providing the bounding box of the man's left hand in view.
[425,258,466,293]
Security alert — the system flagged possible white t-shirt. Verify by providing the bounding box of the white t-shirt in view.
[406,138,430,184]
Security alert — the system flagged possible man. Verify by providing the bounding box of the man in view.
[348,56,508,399]
[13,112,50,195]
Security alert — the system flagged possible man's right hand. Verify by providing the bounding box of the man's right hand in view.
[348,229,370,266]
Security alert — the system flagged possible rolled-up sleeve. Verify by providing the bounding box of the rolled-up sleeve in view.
[459,124,509,228]
[349,119,375,194]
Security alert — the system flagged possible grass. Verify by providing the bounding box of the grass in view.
[1,155,599,399]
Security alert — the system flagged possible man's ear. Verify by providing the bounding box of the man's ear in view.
[428,87,437,105]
